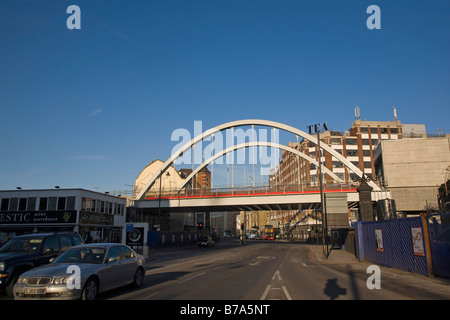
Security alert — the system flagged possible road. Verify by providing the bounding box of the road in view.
[102,238,450,301]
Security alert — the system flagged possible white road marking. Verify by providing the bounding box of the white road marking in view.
[177,272,206,284]
[260,269,292,300]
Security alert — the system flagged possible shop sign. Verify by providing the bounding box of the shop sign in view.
[126,227,144,246]
[79,211,113,225]
[0,211,77,224]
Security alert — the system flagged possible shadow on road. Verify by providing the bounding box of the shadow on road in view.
[322,265,361,300]
[323,278,347,300]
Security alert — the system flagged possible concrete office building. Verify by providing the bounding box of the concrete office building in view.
[374,136,450,215]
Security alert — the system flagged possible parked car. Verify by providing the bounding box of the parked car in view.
[0,232,84,297]
[197,236,214,248]
[13,243,145,300]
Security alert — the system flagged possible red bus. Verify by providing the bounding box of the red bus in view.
[260,225,274,240]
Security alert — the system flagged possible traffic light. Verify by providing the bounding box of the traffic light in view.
[241,223,244,230]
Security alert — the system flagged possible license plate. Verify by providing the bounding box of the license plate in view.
[24,288,46,295]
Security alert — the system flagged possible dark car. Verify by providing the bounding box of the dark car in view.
[197,236,214,248]
[0,232,84,297]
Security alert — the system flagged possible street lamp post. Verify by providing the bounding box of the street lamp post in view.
[307,123,329,259]
[158,171,170,231]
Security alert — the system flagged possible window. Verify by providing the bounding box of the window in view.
[332,161,344,168]
[67,196,76,210]
[1,199,9,212]
[39,198,48,210]
[58,235,71,251]
[120,246,135,259]
[57,197,66,211]
[9,198,18,211]
[48,197,57,210]
[42,236,59,254]
[19,198,27,211]
[69,234,83,246]
[107,246,122,261]
[346,150,359,157]
[331,138,342,145]
[27,197,36,211]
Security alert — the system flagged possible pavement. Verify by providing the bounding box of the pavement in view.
[308,244,360,264]
[307,243,450,299]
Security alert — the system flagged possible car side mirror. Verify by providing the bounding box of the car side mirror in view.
[107,257,116,264]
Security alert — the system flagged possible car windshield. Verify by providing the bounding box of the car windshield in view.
[53,247,106,264]
[0,238,43,253]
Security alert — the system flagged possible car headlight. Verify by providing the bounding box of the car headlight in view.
[16,277,27,285]
[51,277,70,285]
[0,262,5,272]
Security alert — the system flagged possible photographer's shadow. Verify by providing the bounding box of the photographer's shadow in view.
[323,278,347,300]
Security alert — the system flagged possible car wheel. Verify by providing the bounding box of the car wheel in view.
[82,277,98,300]
[132,268,144,288]
[5,274,19,298]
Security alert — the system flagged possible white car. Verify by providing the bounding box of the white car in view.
[13,243,145,300]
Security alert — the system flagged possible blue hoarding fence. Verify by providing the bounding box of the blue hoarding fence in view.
[427,212,450,278]
[356,216,431,276]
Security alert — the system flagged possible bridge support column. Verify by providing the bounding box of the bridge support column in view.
[358,179,374,221]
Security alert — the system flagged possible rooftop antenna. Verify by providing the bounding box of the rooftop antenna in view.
[355,106,360,120]
[393,106,398,121]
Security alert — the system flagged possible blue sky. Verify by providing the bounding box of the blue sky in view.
[1,0,449,192]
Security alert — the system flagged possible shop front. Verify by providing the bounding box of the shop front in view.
[0,210,78,245]
[78,210,122,243]
[0,188,126,245]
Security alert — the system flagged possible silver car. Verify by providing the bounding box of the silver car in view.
[13,243,145,300]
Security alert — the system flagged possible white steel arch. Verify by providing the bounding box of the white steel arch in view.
[135,119,380,200]
[177,141,344,191]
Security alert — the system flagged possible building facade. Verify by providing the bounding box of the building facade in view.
[267,118,430,235]
[0,188,126,245]
[131,160,211,232]
[374,136,450,214]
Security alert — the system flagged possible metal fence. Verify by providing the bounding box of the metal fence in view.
[356,217,430,276]
[427,213,450,278]
[147,231,200,250]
